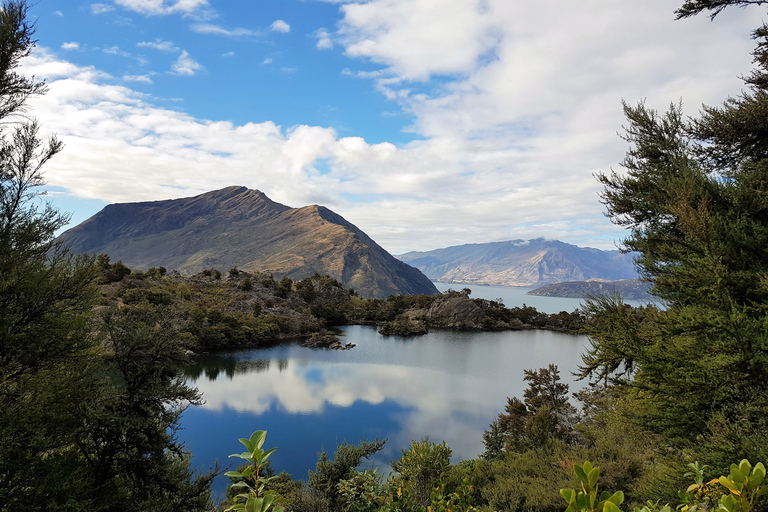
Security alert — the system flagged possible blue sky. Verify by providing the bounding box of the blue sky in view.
[22,0,765,252]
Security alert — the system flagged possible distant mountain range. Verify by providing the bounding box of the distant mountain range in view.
[57,186,438,299]
[397,239,638,287]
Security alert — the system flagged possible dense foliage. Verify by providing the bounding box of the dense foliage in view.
[0,2,215,510]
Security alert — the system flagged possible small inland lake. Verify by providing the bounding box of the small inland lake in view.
[179,292,594,500]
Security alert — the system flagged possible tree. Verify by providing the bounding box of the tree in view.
[585,0,768,465]
[390,439,452,508]
[308,438,387,509]
[75,303,215,511]
[0,1,100,507]
[0,3,215,509]
[482,365,576,458]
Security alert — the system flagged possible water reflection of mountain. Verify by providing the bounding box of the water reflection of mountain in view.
[183,357,289,381]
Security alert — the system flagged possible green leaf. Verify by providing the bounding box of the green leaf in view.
[561,488,575,503]
[731,470,747,486]
[739,460,752,477]
[230,452,255,460]
[262,492,276,509]
[575,464,588,484]
[226,471,244,478]
[603,500,621,512]
[250,431,267,451]
[259,446,279,462]
[588,467,600,489]
[231,481,251,489]
[720,477,736,490]
[239,437,254,453]
[608,491,624,505]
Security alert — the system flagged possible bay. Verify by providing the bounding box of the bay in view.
[178,323,591,500]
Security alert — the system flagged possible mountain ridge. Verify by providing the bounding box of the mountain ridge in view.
[397,239,637,287]
[57,186,437,299]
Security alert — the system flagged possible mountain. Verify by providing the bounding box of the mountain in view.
[396,239,637,287]
[57,186,438,299]
[527,279,652,299]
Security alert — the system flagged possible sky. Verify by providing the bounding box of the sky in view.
[20,0,766,253]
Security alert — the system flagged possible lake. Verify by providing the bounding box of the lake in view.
[179,318,592,500]
[431,281,654,312]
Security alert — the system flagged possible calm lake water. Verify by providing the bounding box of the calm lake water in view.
[432,281,652,312]
[179,321,591,500]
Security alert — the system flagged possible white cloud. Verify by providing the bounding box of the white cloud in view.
[270,20,290,33]
[222,51,235,58]
[261,57,273,65]
[123,74,153,83]
[137,39,179,52]
[314,28,333,50]
[114,0,210,16]
[54,10,64,16]
[61,42,79,51]
[90,3,115,14]
[170,50,202,75]
[191,23,260,37]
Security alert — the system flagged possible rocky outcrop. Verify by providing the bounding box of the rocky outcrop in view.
[397,294,503,330]
[57,186,438,299]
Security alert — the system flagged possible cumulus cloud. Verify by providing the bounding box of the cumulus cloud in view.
[314,28,333,50]
[61,42,79,50]
[54,10,63,16]
[170,50,202,75]
[270,20,290,33]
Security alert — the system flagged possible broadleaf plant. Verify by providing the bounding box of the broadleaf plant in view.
[225,430,286,512]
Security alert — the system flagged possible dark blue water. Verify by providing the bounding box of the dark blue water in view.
[178,325,589,500]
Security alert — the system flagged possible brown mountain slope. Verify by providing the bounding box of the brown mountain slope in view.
[57,186,437,298]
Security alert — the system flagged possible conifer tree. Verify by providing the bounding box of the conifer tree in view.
[584,0,768,467]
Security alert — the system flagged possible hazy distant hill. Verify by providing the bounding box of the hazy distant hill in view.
[527,279,652,299]
[57,186,437,299]
[396,239,637,287]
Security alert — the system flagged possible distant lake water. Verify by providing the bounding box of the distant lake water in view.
[179,322,591,501]
[431,281,653,312]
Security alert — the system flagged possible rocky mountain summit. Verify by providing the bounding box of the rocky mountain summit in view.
[57,186,437,299]
[397,239,637,287]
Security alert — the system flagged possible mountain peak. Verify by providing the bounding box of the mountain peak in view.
[57,187,436,298]
[397,239,637,287]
